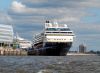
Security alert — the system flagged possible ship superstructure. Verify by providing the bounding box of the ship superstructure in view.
[14,34,32,49]
[32,21,74,56]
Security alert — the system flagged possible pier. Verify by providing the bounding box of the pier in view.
[0,47,27,56]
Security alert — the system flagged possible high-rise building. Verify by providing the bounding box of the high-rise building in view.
[79,44,86,53]
[0,24,13,47]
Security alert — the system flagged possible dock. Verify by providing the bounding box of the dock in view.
[0,47,27,56]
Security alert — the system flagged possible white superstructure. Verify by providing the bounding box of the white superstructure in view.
[15,35,32,49]
[34,21,74,44]
[0,24,13,47]
[44,21,74,43]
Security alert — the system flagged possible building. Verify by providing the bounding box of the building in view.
[79,44,86,53]
[0,24,13,48]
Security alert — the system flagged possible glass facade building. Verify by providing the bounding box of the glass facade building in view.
[0,24,13,47]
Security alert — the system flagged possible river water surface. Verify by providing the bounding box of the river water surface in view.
[0,55,100,73]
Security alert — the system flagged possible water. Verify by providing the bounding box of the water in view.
[0,55,100,73]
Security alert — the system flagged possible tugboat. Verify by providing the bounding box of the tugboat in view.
[29,21,74,56]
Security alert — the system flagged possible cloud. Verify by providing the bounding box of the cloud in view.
[9,0,100,33]
[0,11,12,24]
[21,0,100,9]
[11,1,26,13]
[9,3,84,23]
[10,1,34,14]
[9,0,100,32]
[22,0,47,3]
[79,0,100,8]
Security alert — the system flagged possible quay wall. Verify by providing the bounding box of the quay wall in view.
[0,47,27,56]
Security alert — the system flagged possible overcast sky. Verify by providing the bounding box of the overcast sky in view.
[0,0,100,51]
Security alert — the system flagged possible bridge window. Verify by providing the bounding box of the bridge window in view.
[60,28,70,31]
[46,28,57,31]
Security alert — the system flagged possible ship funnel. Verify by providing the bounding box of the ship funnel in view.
[45,20,52,28]
[46,20,49,23]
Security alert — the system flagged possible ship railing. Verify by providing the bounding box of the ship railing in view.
[45,30,73,32]
[44,32,74,36]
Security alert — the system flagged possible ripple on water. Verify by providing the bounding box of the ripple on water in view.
[0,55,100,73]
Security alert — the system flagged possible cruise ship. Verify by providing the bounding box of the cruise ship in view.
[14,34,32,49]
[31,21,74,56]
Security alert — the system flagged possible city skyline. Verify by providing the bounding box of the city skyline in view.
[0,0,100,51]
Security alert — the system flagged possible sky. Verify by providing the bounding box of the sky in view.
[0,0,100,51]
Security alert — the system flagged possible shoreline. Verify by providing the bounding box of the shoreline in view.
[67,53,97,56]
